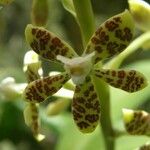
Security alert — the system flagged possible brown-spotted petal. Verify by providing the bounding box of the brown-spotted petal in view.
[25,24,77,63]
[93,69,147,92]
[123,109,150,136]
[84,10,134,64]
[24,103,39,136]
[72,76,100,133]
[23,72,70,103]
[25,63,41,83]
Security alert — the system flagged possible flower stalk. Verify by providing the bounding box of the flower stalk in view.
[72,0,95,48]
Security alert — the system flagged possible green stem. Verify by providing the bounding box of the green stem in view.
[92,77,115,150]
[72,0,95,47]
[106,31,150,69]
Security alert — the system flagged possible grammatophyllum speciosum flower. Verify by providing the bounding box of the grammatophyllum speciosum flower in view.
[23,10,147,133]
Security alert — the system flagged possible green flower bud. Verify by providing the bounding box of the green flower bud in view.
[123,108,150,136]
[0,0,14,5]
[31,0,49,26]
[128,0,150,31]
[46,99,70,116]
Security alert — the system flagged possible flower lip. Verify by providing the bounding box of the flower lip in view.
[56,52,95,85]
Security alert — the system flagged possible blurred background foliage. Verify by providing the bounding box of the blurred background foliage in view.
[0,0,150,150]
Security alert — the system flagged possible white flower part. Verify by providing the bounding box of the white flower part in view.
[24,50,39,65]
[57,52,95,85]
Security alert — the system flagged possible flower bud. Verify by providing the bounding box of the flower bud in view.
[128,0,150,31]
[123,108,150,136]
[0,0,14,5]
[46,99,70,116]
[31,0,49,26]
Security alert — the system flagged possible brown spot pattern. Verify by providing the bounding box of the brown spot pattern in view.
[94,69,146,92]
[105,20,119,31]
[29,103,39,136]
[72,76,100,133]
[24,73,70,103]
[125,110,150,136]
[115,27,132,42]
[29,26,76,62]
[25,65,40,83]
[84,13,134,64]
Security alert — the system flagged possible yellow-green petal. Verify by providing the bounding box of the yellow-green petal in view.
[94,69,147,92]
[25,24,77,63]
[24,103,39,135]
[72,76,100,133]
[84,10,134,64]
[123,108,150,136]
[23,72,70,103]
[128,0,150,31]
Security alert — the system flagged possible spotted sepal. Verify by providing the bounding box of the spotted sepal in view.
[24,103,40,136]
[25,24,77,63]
[94,69,147,92]
[123,109,150,136]
[84,10,134,64]
[72,76,100,133]
[23,72,70,103]
[25,63,41,83]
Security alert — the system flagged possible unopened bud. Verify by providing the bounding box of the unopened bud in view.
[46,99,70,116]
[0,0,14,5]
[31,0,49,26]
[123,108,150,136]
[128,0,150,31]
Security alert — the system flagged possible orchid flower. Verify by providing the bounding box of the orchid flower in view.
[123,109,150,136]
[23,10,147,133]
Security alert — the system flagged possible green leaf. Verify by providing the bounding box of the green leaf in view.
[61,0,76,18]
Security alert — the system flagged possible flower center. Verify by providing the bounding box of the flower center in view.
[56,52,95,85]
